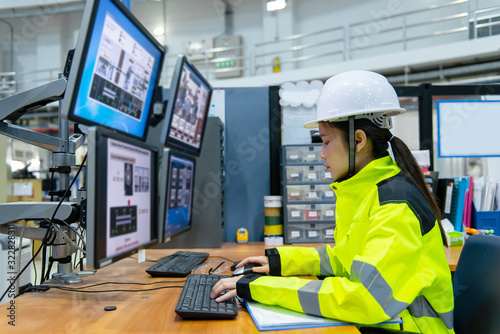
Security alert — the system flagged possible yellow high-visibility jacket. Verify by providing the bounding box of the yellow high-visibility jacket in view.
[236,155,454,333]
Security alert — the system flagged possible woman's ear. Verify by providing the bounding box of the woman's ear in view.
[354,129,367,152]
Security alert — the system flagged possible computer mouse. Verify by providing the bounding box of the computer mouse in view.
[232,264,258,276]
[230,260,242,271]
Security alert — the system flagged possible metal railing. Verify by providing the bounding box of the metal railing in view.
[11,0,500,92]
[348,0,469,52]
[252,0,476,74]
[253,26,345,76]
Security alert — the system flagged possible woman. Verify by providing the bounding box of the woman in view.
[211,71,454,333]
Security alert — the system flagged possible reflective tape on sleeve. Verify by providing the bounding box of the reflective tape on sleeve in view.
[409,295,454,330]
[297,280,323,317]
[315,245,335,276]
[351,260,408,318]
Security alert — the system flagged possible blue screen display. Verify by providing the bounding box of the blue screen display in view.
[72,0,162,139]
[164,154,195,240]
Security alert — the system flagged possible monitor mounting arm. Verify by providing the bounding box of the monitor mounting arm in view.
[0,77,67,123]
[0,77,84,159]
[0,74,88,285]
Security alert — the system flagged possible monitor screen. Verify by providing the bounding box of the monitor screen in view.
[61,0,165,140]
[87,127,158,269]
[160,55,212,156]
[159,149,196,243]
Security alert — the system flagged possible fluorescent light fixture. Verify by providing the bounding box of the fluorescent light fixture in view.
[153,26,165,36]
[267,0,286,11]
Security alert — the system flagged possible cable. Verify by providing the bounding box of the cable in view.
[37,285,184,293]
[77,229,86,270]
[40,223,59,283]
[51,222,86,255]
[55,218,86,249]
[31,243,37,286]
[50,170,55,202]
[43,280,186,290]
[16,221,28,296]
[43,258,55,283]
[74,227,86,270]
[0,153,88,304]
[40,241,47,285]
[39,221,57,284]
[208,255,238,264]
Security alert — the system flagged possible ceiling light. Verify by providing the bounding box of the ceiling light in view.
[153,26,165,36]
[267,0,286,12]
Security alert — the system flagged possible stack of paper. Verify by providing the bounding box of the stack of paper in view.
[473,176,500,212]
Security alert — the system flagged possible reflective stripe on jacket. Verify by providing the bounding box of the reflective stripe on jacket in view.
[236,155,455,333]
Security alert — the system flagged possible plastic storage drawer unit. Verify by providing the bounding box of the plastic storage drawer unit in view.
[287,223,336,243]
[282,144,336,243]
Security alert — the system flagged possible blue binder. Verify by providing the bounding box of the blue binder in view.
[453,177,469,232]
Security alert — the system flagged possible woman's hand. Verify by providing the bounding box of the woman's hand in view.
[234,256,270,274]
[210,276,242,302]
[210,256,270,302]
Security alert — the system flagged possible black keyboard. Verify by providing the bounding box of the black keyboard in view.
[145,251,209,277]
[175,274,238,319]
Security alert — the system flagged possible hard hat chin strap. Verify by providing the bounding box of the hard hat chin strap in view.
[348,116,355,179]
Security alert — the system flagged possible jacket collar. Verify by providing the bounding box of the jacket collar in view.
[330,155,400,196]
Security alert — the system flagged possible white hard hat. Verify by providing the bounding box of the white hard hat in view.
[304,70,405,129]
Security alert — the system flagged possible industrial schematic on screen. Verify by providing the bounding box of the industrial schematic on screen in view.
[104,137,153,255]
[90,13,155,121]
[168,62,211,149]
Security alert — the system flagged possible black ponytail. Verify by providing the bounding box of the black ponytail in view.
[326,119,449,247]
[390,135,448,247]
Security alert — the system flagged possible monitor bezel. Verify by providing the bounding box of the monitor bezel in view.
[87,126,159,269]
[160,55,212,156]
[158,148,197,243]
[61,0,165,141]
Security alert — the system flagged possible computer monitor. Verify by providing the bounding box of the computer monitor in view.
[61,0,165,140]
[159,149,196,243]
[160,55,212,156]
[87,126,158,269]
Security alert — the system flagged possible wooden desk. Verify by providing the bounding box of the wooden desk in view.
[1,243,359,334]
[445,245,463,271]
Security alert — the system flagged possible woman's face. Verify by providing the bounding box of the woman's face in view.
[318,122,350,181]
